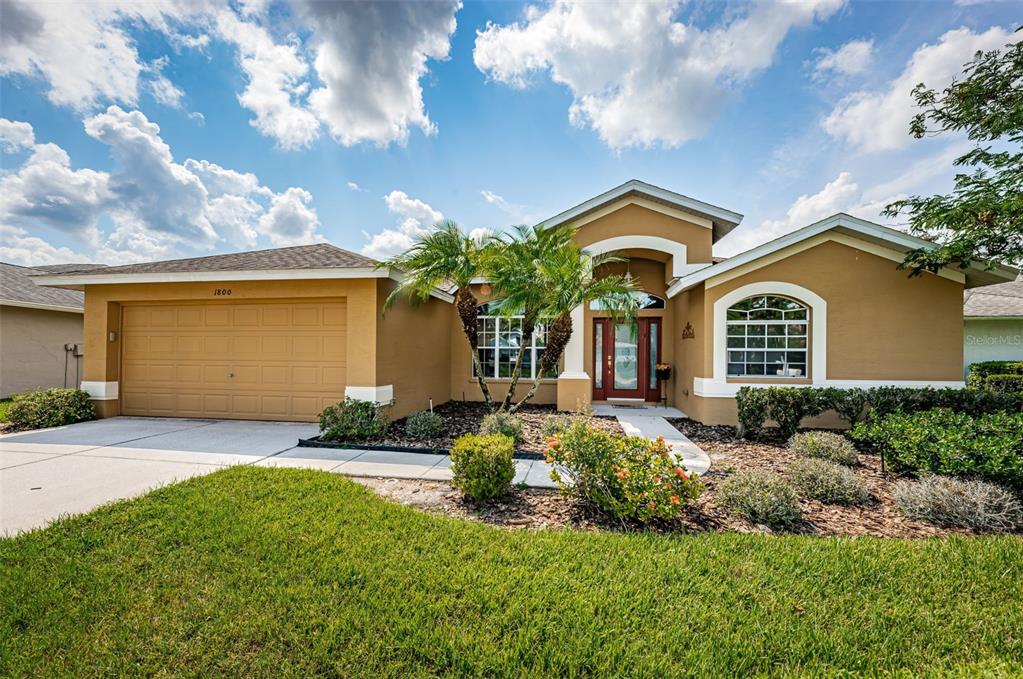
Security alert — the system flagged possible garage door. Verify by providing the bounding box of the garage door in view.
[120,301,346,421]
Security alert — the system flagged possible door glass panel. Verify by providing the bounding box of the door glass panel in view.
[613,323,638,390]
[649,322,658,388]
[594,325,603,389]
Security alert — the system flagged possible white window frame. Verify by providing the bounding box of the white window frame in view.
[711,281,828,386]
[725,295,808,378]
[475,311,555,380]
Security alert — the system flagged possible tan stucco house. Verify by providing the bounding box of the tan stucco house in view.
[1,262,106,398]
[32,180,1018,425]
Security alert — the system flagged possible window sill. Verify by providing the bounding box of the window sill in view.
[468,378,558,384]
[726,377,812,385]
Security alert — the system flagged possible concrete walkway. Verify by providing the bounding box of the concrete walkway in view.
[593,404,711,476]
[258,447,557,488]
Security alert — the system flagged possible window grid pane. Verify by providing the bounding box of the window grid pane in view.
[725,295,809,378]
[474,312,553,379]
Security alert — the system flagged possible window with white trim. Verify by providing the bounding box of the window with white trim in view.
[726,295,808,377]
[475,304,558,379]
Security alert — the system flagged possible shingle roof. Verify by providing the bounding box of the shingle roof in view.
[34,243,377,278]
[964,278,1023,318]
[32,263,109,274]
[0,262,86,310]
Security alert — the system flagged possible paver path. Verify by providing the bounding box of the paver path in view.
[594,405,712,476]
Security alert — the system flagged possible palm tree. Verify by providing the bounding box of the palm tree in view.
[380,220,496,409]
[488,224,638,413]
[485,224,573,410]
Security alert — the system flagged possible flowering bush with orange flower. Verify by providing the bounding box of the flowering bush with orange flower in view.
[545,421,703,523]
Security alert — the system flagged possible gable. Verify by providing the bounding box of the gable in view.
[573,201,714,264]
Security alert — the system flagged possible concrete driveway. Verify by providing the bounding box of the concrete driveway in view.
[0,417,318,536]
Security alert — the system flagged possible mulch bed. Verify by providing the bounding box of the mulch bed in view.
[354,416,994,539]
[339,401,623,454]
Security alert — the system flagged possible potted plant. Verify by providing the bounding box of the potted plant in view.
[655,363,672,381]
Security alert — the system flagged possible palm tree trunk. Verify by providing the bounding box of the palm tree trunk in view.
[500,319,535,411]
[456,287,494,410]
[511,312,572,413]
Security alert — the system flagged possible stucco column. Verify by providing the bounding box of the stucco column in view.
[557,304,591,411]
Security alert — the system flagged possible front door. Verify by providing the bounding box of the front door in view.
[593,318,661,401]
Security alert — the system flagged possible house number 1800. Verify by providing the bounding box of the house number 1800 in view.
[213,288,232,296]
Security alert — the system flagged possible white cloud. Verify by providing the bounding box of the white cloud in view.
[719,172,866,255]
[474,0,843,149]
[0,140,112,243]
[296,1,459,146]
[813,39,873,78]
[0,118,36,152]
[823,26,1013,152]
[0,225,94,267]
[1,107,325,263]
[361,190,444,259]
[187,111,206,125]
[214,9,321,150]
[258,187,321,246]
[0,1,207,110]
[347,181,365,192]
[480,189,531,222]
[145,56,185,108]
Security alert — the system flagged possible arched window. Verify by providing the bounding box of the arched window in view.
[726,295,808,377]
[474,304,557,379]
[588,291,665,310]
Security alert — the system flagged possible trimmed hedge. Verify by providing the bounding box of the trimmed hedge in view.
[736,385,1023,439]
[319,398,389,442]
[967,361,1023,390]
[850,409,1023,494]
[6,388,95,430]
[986,374,1023,394]
[450,433,516,501]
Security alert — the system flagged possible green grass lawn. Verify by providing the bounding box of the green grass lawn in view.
[2,467,1021,677]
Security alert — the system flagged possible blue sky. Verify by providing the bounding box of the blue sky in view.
[0,0,1019,266]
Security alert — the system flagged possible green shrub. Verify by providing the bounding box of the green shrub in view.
[790,458,870,505]
[789,431,858,466]
[718,471,802,530]
[547,421,703,523]
[540,414,574,439]
[894,476,1023,533]
[479,410,523,442]
[734,385,1023,440]
[736,387,769,439]
[6,388,95,430]
[967,360,1023,390]
[319,398,389,442]
[823,387,870,426]
[450,433,516,501]
[404,410,443,440]
[850,409,1023,493]
[986,374,1023,394]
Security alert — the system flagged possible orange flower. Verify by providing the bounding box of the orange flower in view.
[615,469,628,479]
[648,501,656,510]
[546,436,560,447]
[670,495,681,505]
[545,456,554,464]
[673,466,688,480]
[652,475,660,484]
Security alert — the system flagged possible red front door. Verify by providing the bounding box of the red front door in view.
[592,318,661,401]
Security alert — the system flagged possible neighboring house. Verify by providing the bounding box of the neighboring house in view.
[32,180,1018,425]
[0,262,105,398]
[963,278,1023,375]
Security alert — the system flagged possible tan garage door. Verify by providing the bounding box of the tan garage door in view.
[120,301,346,421]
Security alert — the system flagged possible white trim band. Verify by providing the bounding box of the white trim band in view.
[694,377,967,398]
[81,381,118,400]
[344,385,394,405]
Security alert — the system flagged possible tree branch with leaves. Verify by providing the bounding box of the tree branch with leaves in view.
[884,29,1022,273]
